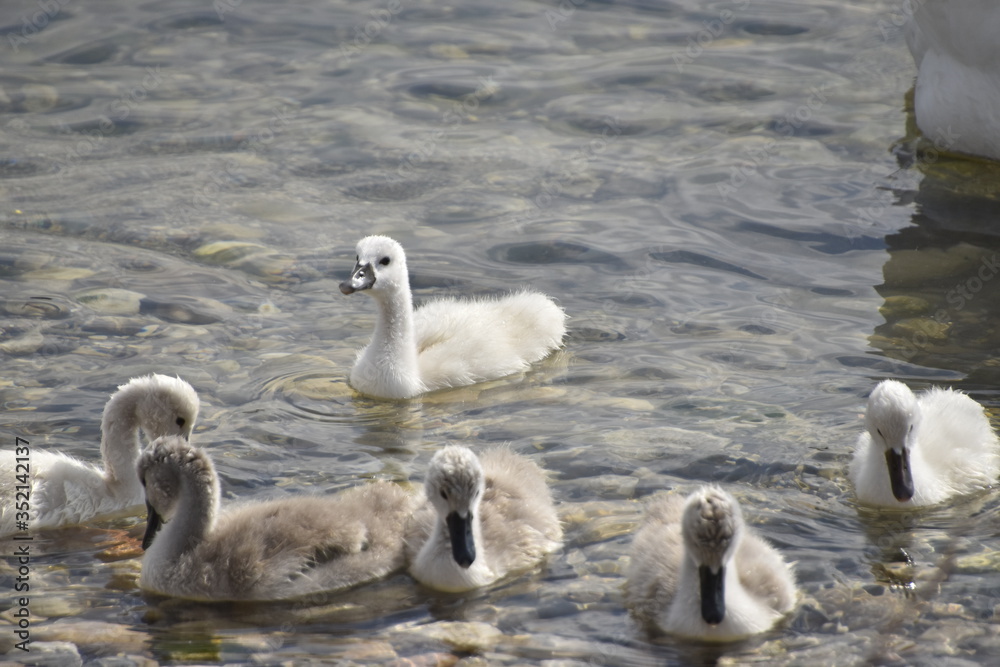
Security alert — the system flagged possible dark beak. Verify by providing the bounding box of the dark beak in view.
[885,447,914,502]
[699,564,726,625]
[142,501,163,551]
[446,511,476,568]
[339,262,375,295]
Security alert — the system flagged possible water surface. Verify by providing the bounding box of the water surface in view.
[3,0,1000,664]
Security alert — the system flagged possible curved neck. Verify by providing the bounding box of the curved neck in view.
[100,387,144,488]
[152,471,218,562]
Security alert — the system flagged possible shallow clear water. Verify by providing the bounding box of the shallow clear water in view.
[3,0,1000,664]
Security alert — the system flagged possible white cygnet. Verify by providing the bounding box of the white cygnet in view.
[0,374,199,537]
[339,235,566,399]
[850,379,1000,507]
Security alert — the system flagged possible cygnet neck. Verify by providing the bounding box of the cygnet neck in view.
[368,281,419,375]
[100,387,145,488]
[154,466,219,561]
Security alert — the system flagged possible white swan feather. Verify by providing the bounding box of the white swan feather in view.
[906,1,1000,161]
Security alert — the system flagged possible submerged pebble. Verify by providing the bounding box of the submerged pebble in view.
[0,328,45,355]
[890,317,951,342]
[879,295,933,319]
[193,240,296,278]
[29,597,85,620]
[3,641,82,667]
[954,551,1000,574]
[76,288,145,315]
[399,621,505,653]
[34,621,147,654]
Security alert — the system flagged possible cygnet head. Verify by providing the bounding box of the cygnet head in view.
[682,486,744,626]
[865,380,919,502]
[116,374,200,441]
[339,235,409,297]
[424,445,485,569]
[138,435,217,550]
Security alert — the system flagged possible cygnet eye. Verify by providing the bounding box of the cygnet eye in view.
[440,489,448,500]
[176,417,186,428]
[379,256,391,266]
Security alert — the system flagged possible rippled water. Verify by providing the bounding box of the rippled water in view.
[3,0,1000,664]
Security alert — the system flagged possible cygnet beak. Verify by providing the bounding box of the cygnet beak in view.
[340,262,375,294]
[142,501,163,551]
[446,511,476,568]
[699,564,726,625]
[885,447,914,502]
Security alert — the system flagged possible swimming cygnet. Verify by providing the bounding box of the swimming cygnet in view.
[850,379,1000,507]
[339,235,566,399]
[625,486,797,641]
[405,445,562,592]
[0,374,199,537]
[138,435,418,601]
